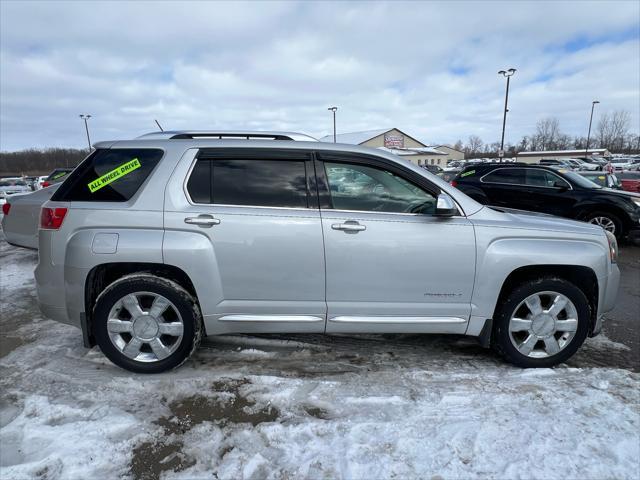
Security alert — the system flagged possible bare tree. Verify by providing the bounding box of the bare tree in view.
[453,140,464,152]
[466,135,483,156]
[534,117,561,150]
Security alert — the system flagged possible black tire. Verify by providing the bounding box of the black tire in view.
[492,277,590,368]
[584,210,624,239]
[93,274,203,373]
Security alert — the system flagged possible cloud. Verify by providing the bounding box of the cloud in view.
[1,0,638,150]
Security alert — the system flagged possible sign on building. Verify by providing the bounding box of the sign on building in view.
[384,132,404,148]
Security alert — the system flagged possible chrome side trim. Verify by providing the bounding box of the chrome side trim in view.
[219,315,324,322]
[329,316,467,324]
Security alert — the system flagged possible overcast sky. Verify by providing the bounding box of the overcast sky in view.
[1,0,639,151]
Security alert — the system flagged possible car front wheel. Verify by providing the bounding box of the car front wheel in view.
[492,277,590,368]
[93,274,202,373]
[585,211,623,239]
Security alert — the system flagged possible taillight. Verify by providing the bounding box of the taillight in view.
[40,207,68,230]
[41,181,51,188]
[2,202,10,215]
[450,180,458,188]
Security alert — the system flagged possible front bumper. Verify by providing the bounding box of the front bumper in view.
[627,226,640,245]
[592,263,620,336]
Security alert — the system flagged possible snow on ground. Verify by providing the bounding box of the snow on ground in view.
[1,237,639,480]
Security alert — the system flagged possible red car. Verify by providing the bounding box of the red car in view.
[618,171,640,193]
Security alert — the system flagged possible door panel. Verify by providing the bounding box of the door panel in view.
[163,149,326,335]
[164,206,326,334]
[321,211,476,333]
[316,156,476,334]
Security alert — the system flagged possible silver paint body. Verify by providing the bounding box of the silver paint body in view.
[2,185,58,249]
[34,138,620,339]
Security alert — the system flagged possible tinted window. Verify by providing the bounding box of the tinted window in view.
[482,168,525,184]
[186,160,212,203]
[524,169,567,187]
[53,149,163,202]
[197,159,308,208]
[324,162,436,214]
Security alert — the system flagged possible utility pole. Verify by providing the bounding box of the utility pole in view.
[328,106,338,142]
[498,68,516,161]
[585,100,600,157]
[79,114,92,152]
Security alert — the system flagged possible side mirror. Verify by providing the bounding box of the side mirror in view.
[435,193,458,216]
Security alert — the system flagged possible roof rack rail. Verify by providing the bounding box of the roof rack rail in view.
[136,130,318,142]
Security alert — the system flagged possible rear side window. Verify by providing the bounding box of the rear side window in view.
[53,149,163,202]
[186,158,308,208]
[482,168,525,185]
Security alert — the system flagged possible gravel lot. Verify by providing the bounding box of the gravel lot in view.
[1,230,638,480]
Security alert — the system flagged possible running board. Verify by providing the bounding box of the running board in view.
[219,315,324,322]
[329,316,467,324]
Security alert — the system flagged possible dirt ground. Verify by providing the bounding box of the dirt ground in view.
[1,230,638,479]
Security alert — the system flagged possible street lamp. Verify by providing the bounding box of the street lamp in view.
[79,114,92,152]
[328,106,338,142]
[498,68,516,161]
[585,100,600,157]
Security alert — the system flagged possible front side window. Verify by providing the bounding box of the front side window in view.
[53,149,163,202]
[186,158,308,208]
[524,170,570,188]
[482,168,525,185]
[324,162,436,214]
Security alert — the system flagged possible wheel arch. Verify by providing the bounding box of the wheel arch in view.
[572,203,630,232]
[492,264,599,335]
[83,262,200,347]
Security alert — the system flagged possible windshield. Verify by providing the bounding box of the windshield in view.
[0,179,27,187]
[563,171,601,189]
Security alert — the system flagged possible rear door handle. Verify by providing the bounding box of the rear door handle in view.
[331,221,366,233]
[184,215,220,227]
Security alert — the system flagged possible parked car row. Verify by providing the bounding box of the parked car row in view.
[0,168,73,196]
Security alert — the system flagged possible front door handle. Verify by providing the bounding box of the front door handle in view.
[184,215,220,227]
[331,221,366,233]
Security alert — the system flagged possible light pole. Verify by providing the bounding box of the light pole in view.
[498,68,516,161]
[79,114,92,152]
[585,100,600,157]
[328,106,338,142]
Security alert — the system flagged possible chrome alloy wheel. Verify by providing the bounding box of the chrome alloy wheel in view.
[106,292,184,362]
[508,291,579,358]
[588,216,616,233]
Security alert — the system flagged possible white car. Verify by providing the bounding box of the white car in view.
[611,159,634,171]
[444,161,465,171]
[0,178,32,205]
[568,158,599,171]
[1,185,58,248]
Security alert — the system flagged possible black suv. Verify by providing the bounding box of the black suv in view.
[453,164,640,241]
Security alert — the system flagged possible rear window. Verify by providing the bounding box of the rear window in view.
[46,169,72,182]
[482,168,525,184]
[52,149,163,202]
[186,158,308,208]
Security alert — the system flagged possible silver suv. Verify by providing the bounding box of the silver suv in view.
[35,131,620,373]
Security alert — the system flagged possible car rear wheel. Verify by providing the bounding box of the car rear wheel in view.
[93,274,202,373]
[585,211,623,239]
[492,277,590,368]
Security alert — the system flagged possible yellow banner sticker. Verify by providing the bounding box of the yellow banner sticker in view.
[88,158,141,193]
